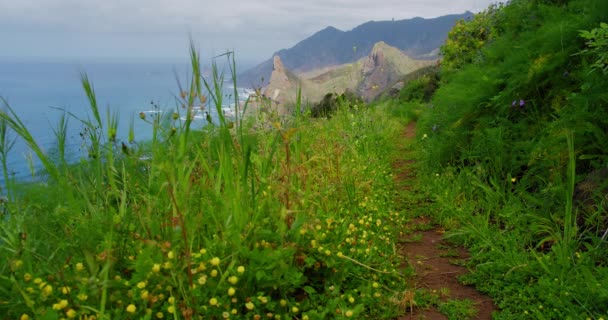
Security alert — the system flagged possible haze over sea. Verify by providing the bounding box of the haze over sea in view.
[0,57,248,185]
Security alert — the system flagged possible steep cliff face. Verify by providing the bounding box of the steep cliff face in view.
[258,42,435,112]
[357,42,435,101]
[261,56,321,116]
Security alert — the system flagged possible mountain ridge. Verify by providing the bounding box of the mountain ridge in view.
[238,12,472,88]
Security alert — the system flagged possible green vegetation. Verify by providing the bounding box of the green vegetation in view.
[2,0,608,318]
[0,47,411,319]
[405,0,608,318]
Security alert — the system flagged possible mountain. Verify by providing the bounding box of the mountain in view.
[238,12,472,88]
[260,41,434,110]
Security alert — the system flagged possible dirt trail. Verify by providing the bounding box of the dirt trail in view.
[393,122,495,320]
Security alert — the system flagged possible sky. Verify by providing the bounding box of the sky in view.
[0,0,497,66]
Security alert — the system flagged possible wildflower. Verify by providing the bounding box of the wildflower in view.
[511,100,517,107]
[156,312,164,318]
[210,257,220,266]
[126,304,137,313]
[66,308,77,318]
[246,302,255,310]
[12,259,23,270]
[23,273,32,282]
[209,297,218,306]
[42,284,53,297]
[511,177,517,183]
[345,310,354,317]
[61,286,71,294]
[167,251,175,259]
[519,99,525,107]
[292,306,299,313]
[137,281,146,289]
[422,134,428,139]
[237,266,245,273]
[228,276,238,284]
[76,263,85,272]
[77,293,88,301]
[167,305,175,314]
[198,275,207,285]
[52,299,69,310]
[222,311,230,318]
[20,314,30,320]
[228,287,236,296]
[152,264,161,273]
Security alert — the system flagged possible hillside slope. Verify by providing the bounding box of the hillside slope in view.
[238,12,471,87]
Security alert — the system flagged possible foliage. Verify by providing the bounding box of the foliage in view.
[579,22,608,74]
[439,3,504,71]
[400,0,608,318]
[0,47,408,319]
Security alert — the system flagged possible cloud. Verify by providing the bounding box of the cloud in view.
[0,0,497,62]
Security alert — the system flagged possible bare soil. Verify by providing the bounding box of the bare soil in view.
[393,122,495,320]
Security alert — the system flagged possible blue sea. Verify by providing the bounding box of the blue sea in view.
[0,58,251,185]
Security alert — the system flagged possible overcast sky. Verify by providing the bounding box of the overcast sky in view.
[0,0,497,66]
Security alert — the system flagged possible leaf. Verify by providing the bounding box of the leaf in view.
[303,286,317,295]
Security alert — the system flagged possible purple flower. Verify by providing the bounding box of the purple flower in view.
[519,99,525,107]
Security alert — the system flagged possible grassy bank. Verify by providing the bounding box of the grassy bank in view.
[0,50,409,319]
[398,0,608,318]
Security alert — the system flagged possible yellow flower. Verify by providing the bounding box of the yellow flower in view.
[167,251,175,259]
[156,312,164,318]
[61,286,71,294]
[52,299,68,310]
[237,266,245,273]
[168,296,175,304]
[167,305,175,314]
[137,281,146,289]
[210,257,220,266]
[228,276,238,285]
[77,293,88,301]
[42,284,53,297]
[66,308,77,318]
[140,290,149,300]
[345,310,353,317]
[126,304,137,313]
[23,273,32,282]
[75,263,84,272]
[245,302,255,310]
[209,297,218,306]
[198,275,207,285]
[20,314,30,320]
[152,264,161,273]
[210,269,218,277]
[292,306,299,313]
[228,287,236,296]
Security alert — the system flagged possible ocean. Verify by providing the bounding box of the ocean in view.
[0,58,251,185]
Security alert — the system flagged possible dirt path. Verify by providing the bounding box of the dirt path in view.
[393,122,495,320]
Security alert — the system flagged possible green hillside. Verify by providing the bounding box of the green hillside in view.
[0,0,607,318]
[391,0,608,317]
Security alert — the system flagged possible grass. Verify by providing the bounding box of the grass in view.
[0,43,415,319]
[2,0,608,318]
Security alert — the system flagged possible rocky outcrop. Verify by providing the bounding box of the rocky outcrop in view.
[260,56,321,116]
[357,42,435,101]
[238,12,472,87]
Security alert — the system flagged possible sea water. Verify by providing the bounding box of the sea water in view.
[0,58,252,185]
